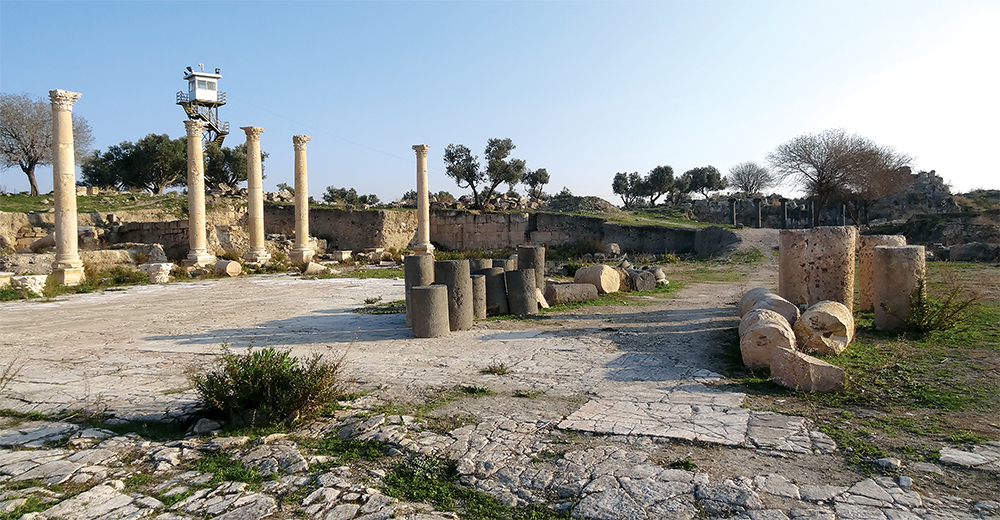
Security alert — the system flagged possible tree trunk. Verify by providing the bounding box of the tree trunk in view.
[22,162,39,196]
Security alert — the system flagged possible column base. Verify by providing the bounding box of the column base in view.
[413,243,435,256]
[52,266,86,286]
[289,248,314,264]
[242,248,272,265]
[182,250,217,268]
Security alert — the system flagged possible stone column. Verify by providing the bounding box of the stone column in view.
[858,235,907,311]
[778,226,857,309]
[434,259,474,331]
[505,269,538,315]
[48,90,85,285]
[290,135,314,264]
[728,199,738,226]
[874,245,926,331]
[404,254,435,326]
[517,245,546,291]
[412,144,434,255]
[183,119,216,267]
[241,126,270,265]
[753,198,762,228]
[779,198,788,229]
[410,285,450,338]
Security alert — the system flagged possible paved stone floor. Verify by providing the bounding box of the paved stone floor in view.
[1,274,998,519]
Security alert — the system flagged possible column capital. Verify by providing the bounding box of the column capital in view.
[240,126,265,139]
[184,119,205,136]
[48,90,82,111]
[293,135,312,150]
[412,144,430,158]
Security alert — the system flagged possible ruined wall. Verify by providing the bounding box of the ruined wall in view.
[603,223,697,254]
[264,206,417,251]
[429,211,529,251]
[528,213,606,247]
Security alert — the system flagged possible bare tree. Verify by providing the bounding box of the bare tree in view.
[767,128,908,226]
[1,92,93,195]
[842,147,913,225]
[727,161,776,196]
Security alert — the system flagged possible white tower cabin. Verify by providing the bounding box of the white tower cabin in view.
[176,64,230,146]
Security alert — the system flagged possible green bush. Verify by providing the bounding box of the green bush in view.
[191,346,345,427]
[904,278,979,333]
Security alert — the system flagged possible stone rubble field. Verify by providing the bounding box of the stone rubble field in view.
[1,272,998,519]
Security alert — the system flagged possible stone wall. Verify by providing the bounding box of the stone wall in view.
[264,206,418,251]
[603,223,697,254]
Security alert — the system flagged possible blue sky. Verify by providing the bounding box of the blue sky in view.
[2,1,997,203]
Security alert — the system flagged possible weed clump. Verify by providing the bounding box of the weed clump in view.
[191,345,345,427]
[905,278,979,333]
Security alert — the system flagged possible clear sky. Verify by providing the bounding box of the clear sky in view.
[2,0,997,203]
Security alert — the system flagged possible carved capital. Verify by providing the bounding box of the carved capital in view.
[240,126,265,140]
[412,144,430,158]
[184,119,205,136]
[293,135,312,150]
[48,89,82,111]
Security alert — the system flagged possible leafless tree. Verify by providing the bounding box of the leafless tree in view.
[842,149,914,225]
[767,128,910,226]
[727,161,776,196]
[1,92,93,195]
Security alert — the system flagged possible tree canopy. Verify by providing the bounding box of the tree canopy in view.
[1,92,93,195]
[444,138,534,209]
[323,186,379,206]
[205,142,268,191]
[767,128,911,225]
[727,161,776,196]
[682,166,727,199]
[82,134,186,194]
[522,167,550,200]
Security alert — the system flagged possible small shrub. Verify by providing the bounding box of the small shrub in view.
[217,250,241,261]
[459,385,493,396]
[364,296,383,305]
[669,458,698,470]
[0,285,21,302]
[904,278,979,333]
[191,345,346,427]
[481,362,510,375]
[0,357,23,396]
[660,253,680,264]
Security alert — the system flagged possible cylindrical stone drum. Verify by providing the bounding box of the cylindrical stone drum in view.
[779,226,857,309]
[404,254,435,326]
[410,285,450,338]
[517,245,546,292]
[484,267,509,316]
[505,268,537,315]
[858,235,907,311]
[873,245,926,331]
[495,258,517,271]
[469,258,493,272]
[434,259,474,331]
[471,273,487,320]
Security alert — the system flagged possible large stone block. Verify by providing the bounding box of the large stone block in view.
[858,235,907,311]
[792,301,854,355]
[779,226,857,309]
[573,265,620,295]
[738,287,800,326]
[739,312,797,370]
[873,245,926,331]
[770,347,844,393]
[544,282,599,305]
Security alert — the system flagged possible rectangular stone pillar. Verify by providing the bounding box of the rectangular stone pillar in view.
[183,119,215,267]
[290,135,314,264]
[241,126,270,265]
[858,235,907,311]
[49,89,85,285]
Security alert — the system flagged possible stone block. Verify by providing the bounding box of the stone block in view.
[793,301,854,355]
[330,250,353,261]
[138,263,174,284]
[779,226,856,309]
[0,272,13,288]
[770,347,844,393]
[11,275,48,297]
[740,313,797,370]
[873,245,926,331]
[858,235,906,311]
[214,260,243,277]
[544,282,599,305]
[573,265,620,294]
[739,287,800,326]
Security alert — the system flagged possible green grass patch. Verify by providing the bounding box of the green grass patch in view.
[433,249,515,261]
[312,437,386,465]
[194,451,264,485]
[0,286,21,302]
[383,455,571,520]
[0,496,50,519]
[353,299,406,315]
[321,267,404,279]
[480,362,510,375]
[539,282,683,315]
[123,473,153,489]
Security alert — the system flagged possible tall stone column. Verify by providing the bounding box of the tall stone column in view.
[290,135,314,264]
[240,126,270,265]
[412,144,434,255]
[49,90,85,285]
[183,119,215,267]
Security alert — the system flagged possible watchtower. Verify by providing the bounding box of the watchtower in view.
[176,64,230,146]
